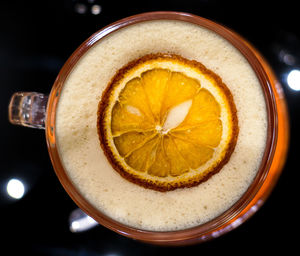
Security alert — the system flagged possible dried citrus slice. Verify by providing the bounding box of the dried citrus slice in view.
[98,54,238,191]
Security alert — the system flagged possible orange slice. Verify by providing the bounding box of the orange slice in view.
[98,54,238,191]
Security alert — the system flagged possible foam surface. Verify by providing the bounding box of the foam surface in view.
[55,20,267,231]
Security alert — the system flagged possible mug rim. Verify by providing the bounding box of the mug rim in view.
[45,11,278,245]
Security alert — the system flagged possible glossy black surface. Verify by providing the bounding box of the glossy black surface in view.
[1,0,299,255]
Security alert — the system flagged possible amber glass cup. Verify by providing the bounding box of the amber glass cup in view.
[8,12,289,245]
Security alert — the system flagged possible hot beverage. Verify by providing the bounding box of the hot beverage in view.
[55,19,267,231]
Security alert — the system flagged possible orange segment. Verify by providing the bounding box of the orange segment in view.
[161,72,200,122]
[111,101,154,135]
[141,69,170,122]
[124,136,159,173]
[171,119,222,148]
[118,77,154,122]
[113,131,155,157]
[147,139,170,177]
[175,88,221,130]
[164,136,189,176]
[98,53,238,191]
[171,136,214,169]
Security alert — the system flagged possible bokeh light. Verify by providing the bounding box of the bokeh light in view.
[6,178,25,199]
[287,69,300,91]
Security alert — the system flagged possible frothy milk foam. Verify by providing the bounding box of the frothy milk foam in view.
[56,20,267,231]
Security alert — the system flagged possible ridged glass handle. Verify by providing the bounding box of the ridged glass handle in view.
[8,92,48,129]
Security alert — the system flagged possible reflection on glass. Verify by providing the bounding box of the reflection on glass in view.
[69,208,98,232]
[287,69,300,91]
[70,215,98,232]
[6,178,25,199]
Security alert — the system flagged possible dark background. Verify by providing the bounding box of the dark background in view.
[1,0,299,255]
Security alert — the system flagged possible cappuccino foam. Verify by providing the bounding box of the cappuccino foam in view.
[55,20,267,231]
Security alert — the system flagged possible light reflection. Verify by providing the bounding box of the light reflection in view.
[6,178,25,199]
[69,208,98,232]
[279,50,296,66]
[91,5,101,15]
[287,69,300,91]
[70,215,98,232]
[74,3,87,14]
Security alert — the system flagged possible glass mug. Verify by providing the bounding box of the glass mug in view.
[8,12,289,245]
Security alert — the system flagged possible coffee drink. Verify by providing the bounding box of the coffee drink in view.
[55,19,267,231]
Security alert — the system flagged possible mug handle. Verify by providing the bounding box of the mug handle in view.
[8,91,99,232]
[8,92,48,129]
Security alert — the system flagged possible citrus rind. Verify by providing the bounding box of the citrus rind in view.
[98,53,238,191]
